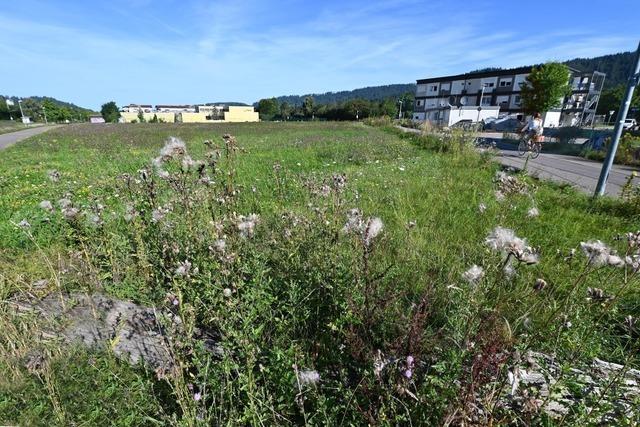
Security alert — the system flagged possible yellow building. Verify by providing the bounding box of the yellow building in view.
[120,112,175,123]
[118,105,259,123]
[224,106,260,122]
[178,112,222,123]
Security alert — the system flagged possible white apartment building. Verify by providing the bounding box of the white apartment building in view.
[413,66,605,127]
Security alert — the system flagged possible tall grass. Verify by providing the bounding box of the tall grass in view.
[0,122,639,425]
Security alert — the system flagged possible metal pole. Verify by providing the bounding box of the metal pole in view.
[398,100,402,119]
[17,99,26,124]
[594,40,640,197]
[476,85,485,122]
[42,105,48,125]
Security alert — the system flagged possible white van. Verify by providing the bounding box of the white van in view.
[623,119,637,129]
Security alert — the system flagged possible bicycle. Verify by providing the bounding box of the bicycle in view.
[517,132,542,159]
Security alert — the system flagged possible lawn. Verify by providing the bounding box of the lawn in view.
[0,120,29,135]
[1,122,639,425]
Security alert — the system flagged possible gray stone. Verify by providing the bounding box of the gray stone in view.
[9,292,221,370]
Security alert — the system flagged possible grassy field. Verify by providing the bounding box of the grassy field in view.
[0,120,29,135]
[1,122,639,425]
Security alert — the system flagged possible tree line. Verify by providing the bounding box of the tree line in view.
[1,96,93,122]
[256,93,415,121]
[271,84,416,108]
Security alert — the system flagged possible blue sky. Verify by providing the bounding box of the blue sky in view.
[1,0,638,110]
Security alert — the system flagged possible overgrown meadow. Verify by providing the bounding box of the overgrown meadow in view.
[1,121,639,425]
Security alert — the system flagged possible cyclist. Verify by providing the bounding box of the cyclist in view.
[520,112,544,148]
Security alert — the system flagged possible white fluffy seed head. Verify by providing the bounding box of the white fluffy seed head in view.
[580,240,613,267]
[462,265,484,285]
[39,200,54,212]
[364,217,384,246]
[485,227,526,253]
[297,369,320,386]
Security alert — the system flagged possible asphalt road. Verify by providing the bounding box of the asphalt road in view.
[398,127,638,197]
[0,125,60,150]
[491,144,637,197]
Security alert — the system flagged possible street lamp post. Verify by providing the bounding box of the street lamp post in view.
[398,100,403,119]
[17,99,26,125]
[476,85,486,123]
[594,40,640,197]
[42,105,48,125]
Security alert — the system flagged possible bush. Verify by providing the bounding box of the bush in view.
[585,134,640,166]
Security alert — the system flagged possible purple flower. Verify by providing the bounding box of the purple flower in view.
[406,355,414,368]
[404,369,413,379]
[193,392,202,401]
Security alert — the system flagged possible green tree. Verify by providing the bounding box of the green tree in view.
[257,98,279,120]
[597,85,640,120]
[279,101,291,120]
[0,98,12,120]
[520,62,572,115]
[137,110,145,123]
[302,96,315,119]
[380,99,398,117]
[101,101,121,123]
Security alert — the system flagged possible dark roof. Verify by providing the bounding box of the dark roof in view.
[416,64,584,84]
[156,105,193,108]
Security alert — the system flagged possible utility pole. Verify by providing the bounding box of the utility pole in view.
[476,84,486,123]
[17,99,26,125]
[398,100,403,119]
[42,105,48,125]
[594,40,640,197]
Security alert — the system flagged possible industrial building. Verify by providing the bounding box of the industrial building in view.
[413,66,605,127]
[118,104,259,123]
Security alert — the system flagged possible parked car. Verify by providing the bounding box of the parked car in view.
[623,119,637,130]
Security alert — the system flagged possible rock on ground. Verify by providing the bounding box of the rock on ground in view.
[9,292,220,370]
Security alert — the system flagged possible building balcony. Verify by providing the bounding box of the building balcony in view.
[494,86,513,93]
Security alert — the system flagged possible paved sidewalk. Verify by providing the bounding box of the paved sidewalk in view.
[397,126,638,197]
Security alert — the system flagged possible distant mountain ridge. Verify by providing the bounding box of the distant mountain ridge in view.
[268,51,636,107]
[269,84,417,107]
[564,51,634,89]
[1,95,94,113]
[1,95,95,122]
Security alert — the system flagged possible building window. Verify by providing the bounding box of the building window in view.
[481,96,492,106]
[483,82,494,88]
[514,95,521,106]
[416,100,423,106]
[499,80,512,87]
[430,85,437,92]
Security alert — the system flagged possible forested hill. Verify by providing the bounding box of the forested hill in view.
[273,84,416,107]
[564,51,634,88]
[1,95,94,121]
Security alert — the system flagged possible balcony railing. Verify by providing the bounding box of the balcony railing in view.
[494,86,513,93]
